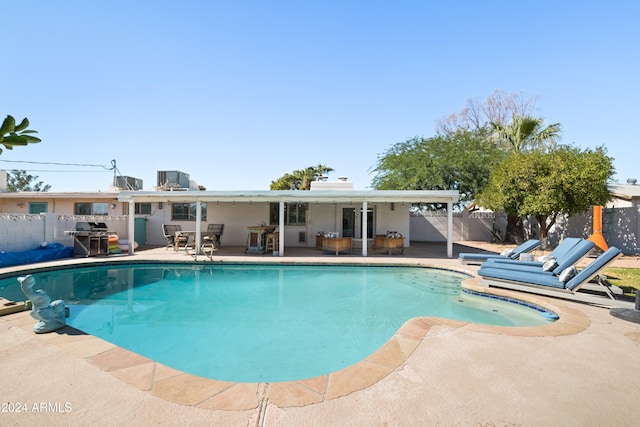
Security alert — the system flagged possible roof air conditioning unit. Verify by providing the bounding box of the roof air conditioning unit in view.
[157,171,190,190]
[114,176,143,190]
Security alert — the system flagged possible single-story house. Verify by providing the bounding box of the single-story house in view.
[116,179,460,257]
[607,180,640,209]
[0,172,460,257]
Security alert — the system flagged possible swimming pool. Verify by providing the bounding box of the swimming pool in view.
[0,263,555,382]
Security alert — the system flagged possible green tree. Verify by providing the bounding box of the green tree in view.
[490,114,562,153]
[270,164,334,190]
[483,114,562,240]
[0,115,41,154]
[370,131,506,208]
[477,145,613,242]
[7,170,51,192]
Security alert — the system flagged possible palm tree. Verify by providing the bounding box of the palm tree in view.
[269,164,335,190]
[313,163,334,180]
[0,115,41,154]
[490,114,561,153]
[300,164,335,190]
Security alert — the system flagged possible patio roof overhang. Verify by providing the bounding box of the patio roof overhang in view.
[117,189,460,204]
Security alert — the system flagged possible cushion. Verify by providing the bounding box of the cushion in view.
[559,266,578,282]
[519,253,535,261]
[500,249,514,257]
[542,258,557,272]
[537,254,553,262]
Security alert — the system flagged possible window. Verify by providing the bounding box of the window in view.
[29,202,48,214]
[75,202,109,215]
[269,203,307,226]
[171,202,207,221]
[135,202,152,215]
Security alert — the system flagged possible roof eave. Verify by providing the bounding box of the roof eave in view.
[117,190,460,204]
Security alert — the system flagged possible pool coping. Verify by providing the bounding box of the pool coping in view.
[0,256,590,411]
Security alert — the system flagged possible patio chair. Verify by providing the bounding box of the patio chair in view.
[190,235,218,261]
[204,224,224,246]
[458,239,542,265]
[265,231,279,253]
[163,224,189,251]
[478,246,633,308]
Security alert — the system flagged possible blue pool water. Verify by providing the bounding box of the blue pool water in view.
[0,263,555,382]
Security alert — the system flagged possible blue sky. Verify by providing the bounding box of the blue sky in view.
[2,1,639,192]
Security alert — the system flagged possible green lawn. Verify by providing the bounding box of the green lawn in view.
[602,267,640,295]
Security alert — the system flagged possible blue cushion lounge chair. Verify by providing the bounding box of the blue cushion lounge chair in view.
[479,237,581,269]
[458,239,542,265]
[481,239,594,276]
[478,247,633,308]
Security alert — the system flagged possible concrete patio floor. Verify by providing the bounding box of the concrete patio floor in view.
[1,242,639,426]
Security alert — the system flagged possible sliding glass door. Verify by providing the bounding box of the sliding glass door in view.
[342,207,374,238]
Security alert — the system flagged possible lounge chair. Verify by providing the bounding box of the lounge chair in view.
[162,224,189,251]
[481,238,594,276]
[458,239,542,265]
[478,247,633,308]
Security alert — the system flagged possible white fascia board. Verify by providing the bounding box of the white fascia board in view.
[1,192,120,199]
[117,190,460,204]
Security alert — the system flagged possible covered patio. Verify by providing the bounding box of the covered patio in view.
[117,189,460,258]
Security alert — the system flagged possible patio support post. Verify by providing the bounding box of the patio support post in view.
[361,201,368,256]
[279,201,285,256]
[195,201,202,254]
[128,200,135,255]
[447,201,453,258]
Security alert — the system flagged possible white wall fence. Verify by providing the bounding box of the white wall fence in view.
[2,207,638,255]
[409,207,639,255]
[563,206,639,255]
[0,214,129,252]
[410,210,574,245]
[410,211,508,243]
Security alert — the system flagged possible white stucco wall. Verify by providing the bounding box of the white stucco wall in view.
[143,201,272,247]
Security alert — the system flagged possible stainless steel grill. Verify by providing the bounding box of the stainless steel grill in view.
[64,222,110,256]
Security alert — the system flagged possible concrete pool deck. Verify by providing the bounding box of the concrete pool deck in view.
[1,242,639,426]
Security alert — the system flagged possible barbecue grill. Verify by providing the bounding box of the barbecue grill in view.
[64,222,111,256]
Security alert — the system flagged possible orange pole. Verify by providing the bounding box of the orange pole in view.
[587,205,608,251]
